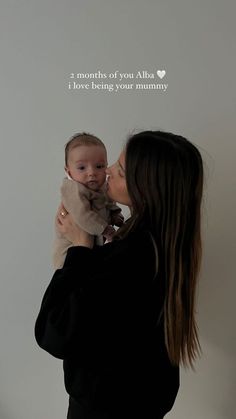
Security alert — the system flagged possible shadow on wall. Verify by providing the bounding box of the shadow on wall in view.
[0,402,13,419]
[197,142,236,359]
[225,370,236,419]
[198,206,236,359]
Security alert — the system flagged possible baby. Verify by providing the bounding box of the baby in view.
[53,132,124,269]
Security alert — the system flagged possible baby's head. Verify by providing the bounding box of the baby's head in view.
[64,132,107,191]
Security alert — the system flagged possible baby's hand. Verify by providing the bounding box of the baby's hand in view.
[102,225,116,242]
[111,212,124,227]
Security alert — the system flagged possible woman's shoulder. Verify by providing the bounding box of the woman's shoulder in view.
[93,229,155,261]
[94,229,157,286]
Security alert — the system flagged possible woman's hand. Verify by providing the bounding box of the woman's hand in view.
[56,204,94,248]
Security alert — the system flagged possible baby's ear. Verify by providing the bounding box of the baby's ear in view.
[64,166,72,179]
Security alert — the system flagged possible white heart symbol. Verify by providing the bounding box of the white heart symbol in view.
[157,70,166,79]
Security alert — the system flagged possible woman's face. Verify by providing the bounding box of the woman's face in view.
[106,150,132,206]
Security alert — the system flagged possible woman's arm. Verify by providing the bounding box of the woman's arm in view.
[35,225,156,361]
[34,241,132,362]
[34,246,97,359]
[35,208,102,359]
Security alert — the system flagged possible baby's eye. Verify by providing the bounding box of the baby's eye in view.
[77,166,85,171]
[97,164,105,169]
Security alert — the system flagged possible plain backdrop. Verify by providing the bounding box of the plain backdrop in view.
[0,1,235,418]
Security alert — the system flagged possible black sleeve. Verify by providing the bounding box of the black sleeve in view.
[35,244,136,360]
[35,247,95,359]
[34,233,156,361]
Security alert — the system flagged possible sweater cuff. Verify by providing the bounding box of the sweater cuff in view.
[63,246,92,268]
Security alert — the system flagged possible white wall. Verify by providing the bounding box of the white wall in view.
[0,1,235,418]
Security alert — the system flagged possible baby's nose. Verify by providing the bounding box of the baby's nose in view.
[88,168,96,177]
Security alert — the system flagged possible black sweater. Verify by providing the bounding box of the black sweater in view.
[35,230,179,418]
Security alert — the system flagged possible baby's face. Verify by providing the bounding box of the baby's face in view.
[66,145,107,191]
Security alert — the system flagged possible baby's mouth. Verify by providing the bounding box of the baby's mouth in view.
[87,180,98,188]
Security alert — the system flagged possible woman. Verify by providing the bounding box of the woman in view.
[35,130,204,419]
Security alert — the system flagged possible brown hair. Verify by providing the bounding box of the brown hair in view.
[116,130,204,368]
[64,132,106,166]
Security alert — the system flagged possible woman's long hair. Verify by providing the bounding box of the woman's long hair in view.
[116,130,204,368]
